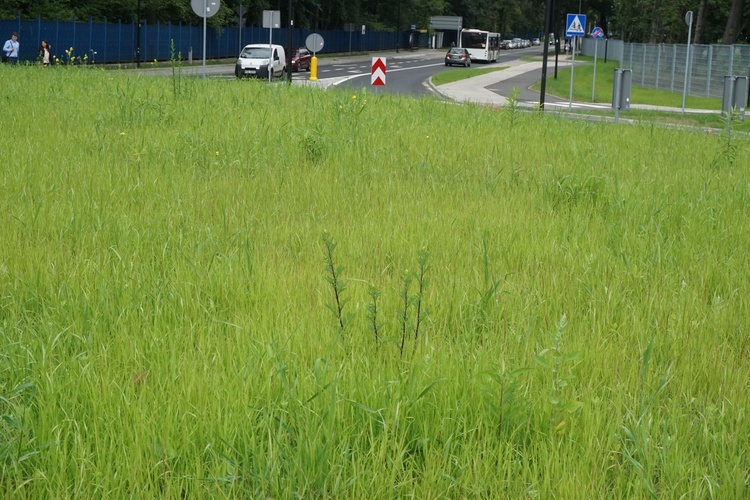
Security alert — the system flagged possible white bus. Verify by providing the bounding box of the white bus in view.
[460,29,501,62]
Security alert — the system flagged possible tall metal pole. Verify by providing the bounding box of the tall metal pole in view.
[287,0,293,83]
[568,37,576,111]
[681,11,693,114]
[136,0,141,67]
[539,0,554,110]
[202,0,207,78]
[592,38,598,102]
[396,0,401,53]
[553,0,560,79]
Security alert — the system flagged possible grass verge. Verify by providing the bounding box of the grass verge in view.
[0,64,748,497]
[431,66,507,86]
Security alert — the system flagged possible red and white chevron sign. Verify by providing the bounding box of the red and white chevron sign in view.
[371,57,386,86]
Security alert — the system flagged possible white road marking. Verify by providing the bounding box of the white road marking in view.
[332,61,444,86]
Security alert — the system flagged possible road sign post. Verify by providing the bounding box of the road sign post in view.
[191,0,220,78]
[344,23,355,55]
[371,57,386,86]
[263,10,280,82]
[306,33,324,81]
[565,13,586,110]
[591,27,604,102]
[235,6,246,52]
[682,11,693,114]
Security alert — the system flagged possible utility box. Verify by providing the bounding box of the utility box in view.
[612,68,632,111]
[722,76,748,121]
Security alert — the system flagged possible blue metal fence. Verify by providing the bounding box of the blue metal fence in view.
[1,14,405,64]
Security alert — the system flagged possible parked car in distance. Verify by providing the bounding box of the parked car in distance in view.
[501,39,512,49]
[291,47,311,72]
[532,38,541,46]
[512,38,523,49]
[235,43,286,78]
[445,47,471,67]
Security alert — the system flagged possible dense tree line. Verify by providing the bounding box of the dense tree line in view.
[1,0,746,43]
[613,0,748,44]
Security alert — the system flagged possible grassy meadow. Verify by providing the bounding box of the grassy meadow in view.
[1,64,749,497]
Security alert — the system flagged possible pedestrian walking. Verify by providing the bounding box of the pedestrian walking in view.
[39,40,52,65]
[3,32,19,64]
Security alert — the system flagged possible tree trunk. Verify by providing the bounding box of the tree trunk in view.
[693,0,706,45]
[649,0,662,44]
[722,0,745,44]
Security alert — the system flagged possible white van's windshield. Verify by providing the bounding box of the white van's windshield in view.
[240,47,270,59]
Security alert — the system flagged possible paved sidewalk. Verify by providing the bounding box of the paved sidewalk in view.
[298,51,715,116]
[430,59,554,108]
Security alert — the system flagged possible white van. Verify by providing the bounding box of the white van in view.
[235,44,286,79]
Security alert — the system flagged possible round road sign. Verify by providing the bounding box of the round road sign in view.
[591,27,604,39]
[306,33,324,53]
[191,0,220,19]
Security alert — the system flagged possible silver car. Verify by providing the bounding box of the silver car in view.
[445,47,471,67]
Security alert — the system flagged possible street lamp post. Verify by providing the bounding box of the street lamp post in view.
[396,0,401,53]
[287,0,293,83]
[539,0,554,110]
[136,0,141,67]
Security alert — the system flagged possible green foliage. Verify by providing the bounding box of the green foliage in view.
[322,232,351,334]
[1,381,40,479]
[544,174,605,210]
[412,250,430,342]
[365,284,381,342]
[302,134,326,164]
[533,315,584,432]
[504,87,521,128]
[399,268,414,356]
[616,330,672,497]
[169,39,184,100]
[612,0,750,44]
[712,107,740,168]
[481,365,534,437]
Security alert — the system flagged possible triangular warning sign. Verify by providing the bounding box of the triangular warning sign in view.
[568,16,583,34]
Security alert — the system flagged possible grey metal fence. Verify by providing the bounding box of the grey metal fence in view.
[581,37,624,63]
[582,39,750,100]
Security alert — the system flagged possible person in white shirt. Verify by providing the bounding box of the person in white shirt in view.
[3,32,19,65]
[39,39,51,65]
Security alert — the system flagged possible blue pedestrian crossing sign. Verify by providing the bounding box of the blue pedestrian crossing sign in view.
[566,13,586,37]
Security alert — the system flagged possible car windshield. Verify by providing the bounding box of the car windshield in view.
[449,48,464,54]
[240,47,270,59]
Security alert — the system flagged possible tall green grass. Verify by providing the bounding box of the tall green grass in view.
[1,64,749,497]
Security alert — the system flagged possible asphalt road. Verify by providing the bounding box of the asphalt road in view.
[315,47,549,97]
[132,46,553,100]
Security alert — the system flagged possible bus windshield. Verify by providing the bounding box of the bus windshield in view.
[462,31,489,49]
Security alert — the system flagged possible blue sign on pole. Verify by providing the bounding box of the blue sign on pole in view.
[565,13,586,37]
[591,27,604,39]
